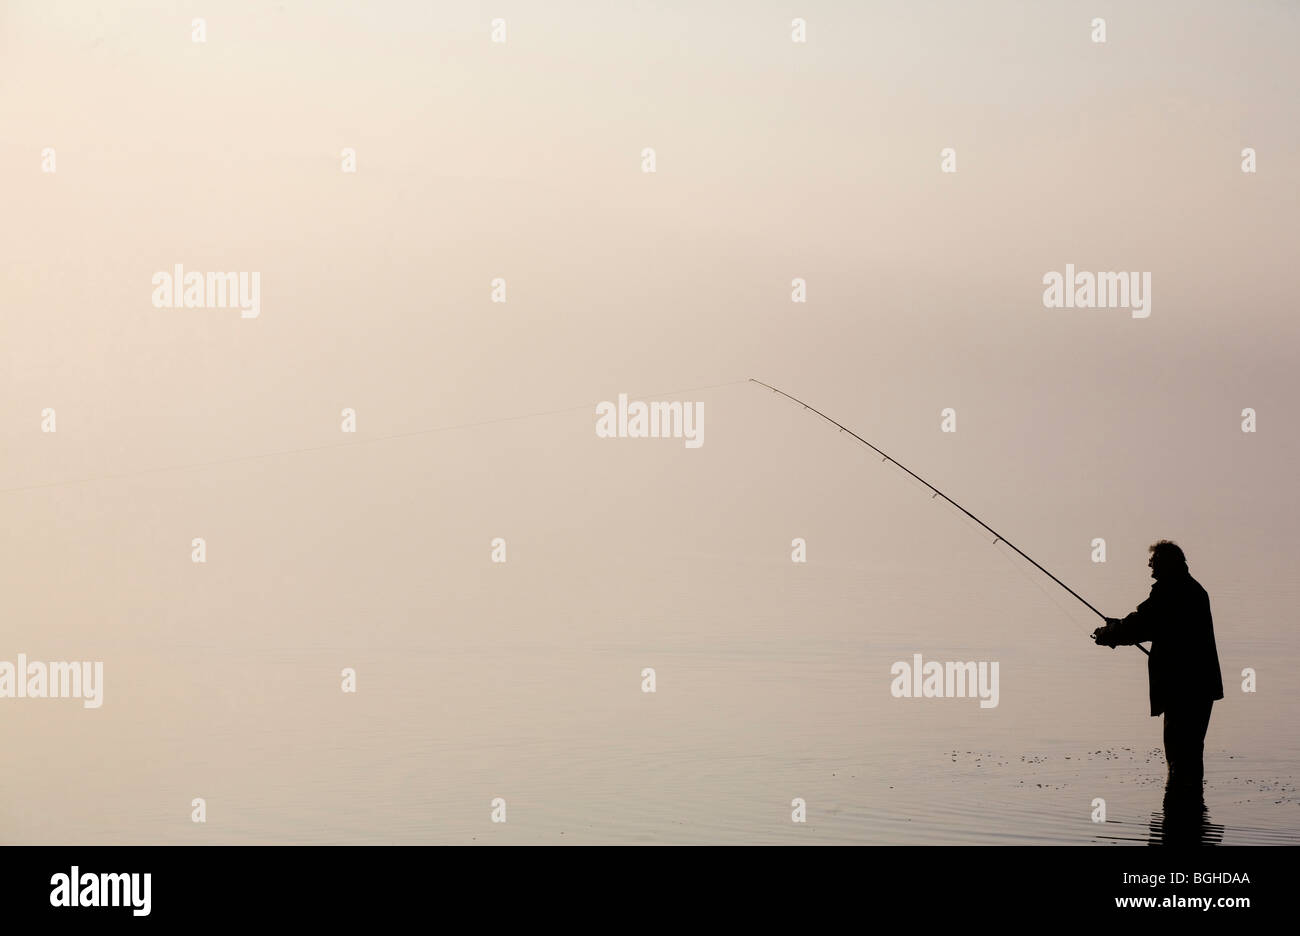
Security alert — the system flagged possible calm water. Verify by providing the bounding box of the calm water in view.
[4,554,1295,845]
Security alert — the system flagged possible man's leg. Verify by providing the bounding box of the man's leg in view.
[1187,700,1213,789]
[1162,710,1180,792]
[1165,701,1213,795]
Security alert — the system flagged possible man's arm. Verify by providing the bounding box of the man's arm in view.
[1093,590,1162,647]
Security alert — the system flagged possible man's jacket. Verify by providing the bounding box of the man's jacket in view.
[1101,571,1225,716]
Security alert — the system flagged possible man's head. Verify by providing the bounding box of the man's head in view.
[1148,540,1188,580]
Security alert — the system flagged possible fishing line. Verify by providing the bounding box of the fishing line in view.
[932,487,1096,632]
[883,458,1098,642]
[751,378,1148,656]
[1,378,750,496]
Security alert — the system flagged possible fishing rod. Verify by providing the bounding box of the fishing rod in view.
[750,378,1149,656]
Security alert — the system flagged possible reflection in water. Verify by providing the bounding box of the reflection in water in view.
[1147,791,1225,846]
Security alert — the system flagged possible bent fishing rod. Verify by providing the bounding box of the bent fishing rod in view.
[749,378,1148,656]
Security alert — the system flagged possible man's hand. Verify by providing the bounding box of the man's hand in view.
[1092,618,1122,648]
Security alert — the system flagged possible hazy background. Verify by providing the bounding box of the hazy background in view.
[2,0,1297,843]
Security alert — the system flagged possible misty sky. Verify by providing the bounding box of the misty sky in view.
[2,0,1298,824]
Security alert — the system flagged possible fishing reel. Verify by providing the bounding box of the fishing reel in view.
[1091,621,1121,648]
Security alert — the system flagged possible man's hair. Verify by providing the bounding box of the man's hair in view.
[1149,539,1188,571]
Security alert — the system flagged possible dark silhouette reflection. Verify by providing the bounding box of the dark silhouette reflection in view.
[1147,790,1224,845]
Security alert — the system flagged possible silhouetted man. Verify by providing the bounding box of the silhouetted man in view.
[1092,541,1224,797]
